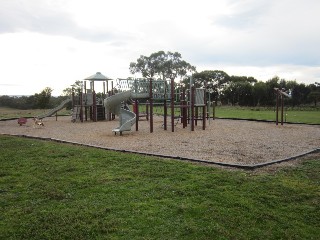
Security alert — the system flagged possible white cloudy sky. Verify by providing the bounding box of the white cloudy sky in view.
[0,0,319,96]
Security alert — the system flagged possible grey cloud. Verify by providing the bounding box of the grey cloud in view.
[0,0,121,43]
[213,0,271,29]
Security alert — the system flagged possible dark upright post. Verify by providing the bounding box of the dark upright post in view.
[171,78,175,132]
[203,89,206,130]
[281,94,284,125]
[276,90,279,125]
[191,86,195,131]
[135,99,139,131]
[149,78,153,133]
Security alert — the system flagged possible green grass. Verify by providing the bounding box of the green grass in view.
[1,135,319,239]
[215,106,320,124]
[0,107,70,120]
[2,106,319,124]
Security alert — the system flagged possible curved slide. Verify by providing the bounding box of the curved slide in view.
[104,91,136,135]
[37,98,71,119]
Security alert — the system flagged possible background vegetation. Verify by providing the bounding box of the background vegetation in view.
[1,74,319,111]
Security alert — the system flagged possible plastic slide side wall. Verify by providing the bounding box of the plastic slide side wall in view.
[37,98,71,119]
[104,91,136,134]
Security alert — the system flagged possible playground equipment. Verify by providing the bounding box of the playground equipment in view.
[71,72,112,122]
[274,88,291,125]
[108,78,210,134]
[37,98,72,119]
[104,91,137,135]
[17,117,27,126]
[72,72,215,135]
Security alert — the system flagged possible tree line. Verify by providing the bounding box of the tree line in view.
[130,51,320,107]
[1,51,319,109]
[186,71,319,107]
[0,87,68,110]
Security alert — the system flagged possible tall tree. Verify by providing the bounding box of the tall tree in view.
[35,87,53,109]
[129,51,195,80]
[191,70,230,101]
[62,80,83,96]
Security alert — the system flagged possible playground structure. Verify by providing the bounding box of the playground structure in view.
[70,72,216,135]
[71,72,112,123]
[274,88,291,125]
[37,98,72,119]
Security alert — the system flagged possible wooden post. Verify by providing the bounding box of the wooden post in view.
[135,99,139,131]
[182,89,187,128]
[103,81,106,98]
[281,94,284,125]
[149,78,153,133]
[164,99,167,130]
[80,91,83,122]
[203,89,206,130]
[191,86,195,131]
[84,81,87,121]
[276,90,279,125]
[171,78,175,132]
[93,91,97,122]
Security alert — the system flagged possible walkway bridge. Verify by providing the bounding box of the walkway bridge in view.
[115,78,172,99]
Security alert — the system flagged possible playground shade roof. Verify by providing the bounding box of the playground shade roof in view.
[85,72,112,81]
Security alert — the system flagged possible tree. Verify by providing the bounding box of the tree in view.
[307,83,320,106]
[129,51,196,81]
[291,83,311,106]
[252,81,267,106]
[35,87,53,109]
[190,70,230,101]
[62,80,83,96]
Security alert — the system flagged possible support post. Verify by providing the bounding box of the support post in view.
[191,86,195,131]
[164,99,167,130]
[149,78,153,133]
[135,99,139,131]
[276,90,279,125]
[93,91,97,122]
[80,91,83,122]
[203,89,206,130]
[281,94,284,125]
[171,78,174,132]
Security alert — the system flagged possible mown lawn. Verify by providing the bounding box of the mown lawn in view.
[1,106,319,124]
[0,135,319,239]
[0,107,70,120]
[215,106,320,124]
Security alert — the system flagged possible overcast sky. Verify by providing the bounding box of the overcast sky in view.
[0,0,319,96]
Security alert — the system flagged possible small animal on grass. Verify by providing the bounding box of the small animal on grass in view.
[33,117,44,128]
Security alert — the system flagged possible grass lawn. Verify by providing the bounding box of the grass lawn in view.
[215,106,320,124]
[0,107,70,120]
[1,106,319,124]
[0,135,319,239]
